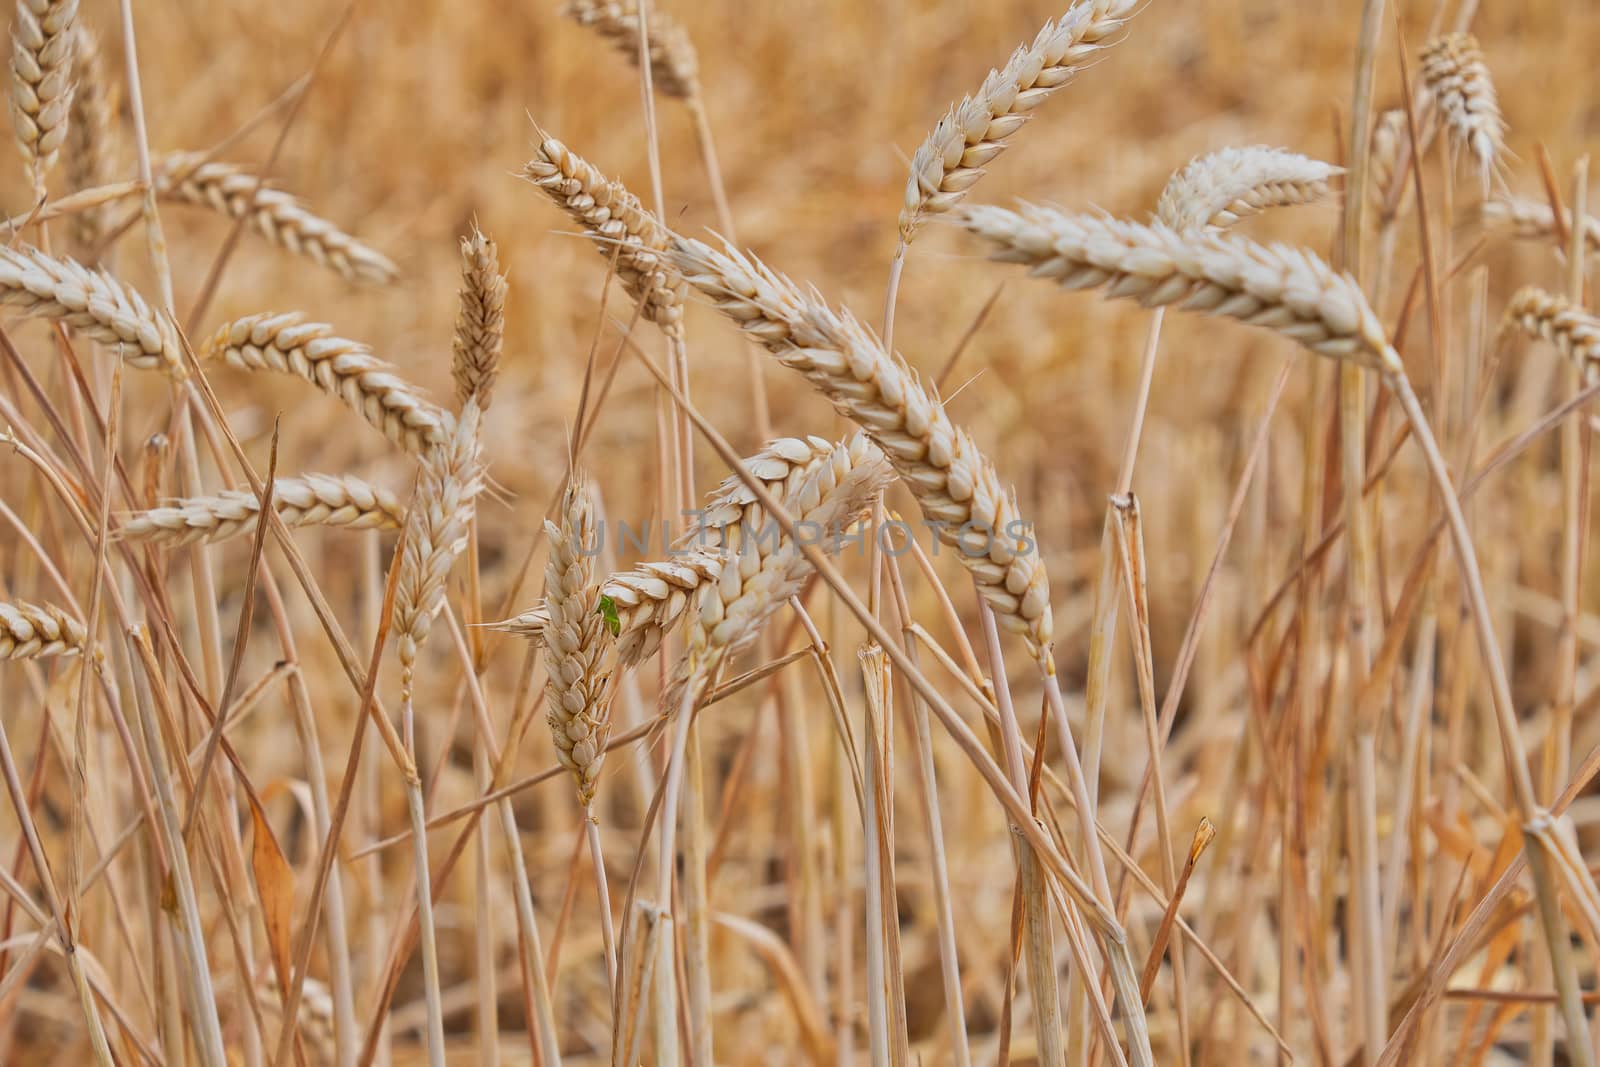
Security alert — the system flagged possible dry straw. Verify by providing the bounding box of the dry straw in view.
[563,0,699,100]
[956,206,1398,373]
[899,0,1141,242]
[0,599,84,659]
[1418,32,1505,185]
[541,477,613,806]
[1504,285,1600,382]
[204,311,450,456]
[523,134,685,336]
[0,243,182,376]
[452,228,505,411]
[118,474,406,547]
[8,0,75,189]
[672,236,1054,655]
[1155,146,1341,232]
[62,21,115,255]
[154,152,400,285]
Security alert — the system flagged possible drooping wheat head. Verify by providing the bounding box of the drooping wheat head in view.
[8,0,75,190]
[62,21,115,256]
[0,598,84,659]
[117,474,406,547]
[523,135,685,337]
[1503,286,1600,383]
[452,227,506,411]
[1481,195,1600,256]
[563,0,700,101]
[154,152,400,285]
[670,235,1055,657]
[898,0,1141,243]
[203,312,450,456]
[1155,145,1341,232]
[1419,32,1505,188]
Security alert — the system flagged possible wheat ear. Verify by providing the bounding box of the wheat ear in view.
[204,311,450,456]
[153,152,400,285]
[8,0,75,191]
[956,205,1398,373]
[540,476,614,806]
[1419,32,1505,186]
[523,135,685,337]
[452,227,505,410]
[0,598,84,658]
[563,0,699,100]
[391,399,484,693]
[1156,145,1341,232]
[671,236,1055,656]
[899,0,1141,242]
[1481,195,1600,255]
[1504,286,1600,381]
[118,474,406,547]
[0,243,182,376]
[62,21,115,255]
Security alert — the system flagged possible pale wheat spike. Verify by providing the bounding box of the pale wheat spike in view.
[1419,32,1505,186]
[563,0,700,101]
[392,400,484,693]
[541,476,613,805]
[523,136,685,337]
[600,550,724,666]
[9,0,75,189]
[0,599,84,659]
[117,474,406,547]
[204,312,450,456]
[62,22,115,256]
[153,152,399,285]
[956,205,1399,374]
[685,434,835,542]
[0,243,182,376]
[1369,108,1406,214]
[1503,286,1600,383]
[670,234,1055,656]
[452,228,505,410]
[899,0,1141,242]
[1481,195,1600,255]
[1155,146,1341,232]
[671,434,894,705]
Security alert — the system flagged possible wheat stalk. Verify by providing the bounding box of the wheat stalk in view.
[671,235,1055,655]
[563,0,699,100]
[452,227,505,411]
[153,151,400,285]
[898,0,1141,242]
[0,243,182,376]
[956,205,1398,373]
[1155,145,1341,232]
[62,21,115,256]
[1419,32,1505,186]
[9,0,75,191]
[1504,286,1600,382]
[118,474,406,547]
[204,311,450,456]
[0,598,84,658]
[1481,195,1600,255]
[540,476,614,806]
[392,399,484,692]
[523,135,685,337]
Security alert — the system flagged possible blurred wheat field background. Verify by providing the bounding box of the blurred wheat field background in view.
[6,0,1600,1064]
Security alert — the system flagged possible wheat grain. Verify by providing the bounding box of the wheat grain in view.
[117,474,406,547]
[1481,195,1600,255]
[601,550,724,666]
[204,312,450,456]
[154,152,399,285]
[1419,32,1504,185]
[956,205,1398,373]
[670,235,1055,656]
[9,0,75,189]
[540,476,613,805]
[0,243,182,376]
[1504,286,1600,383]
[899,0,1141,242]
[452,227,505,411]
[0,598,84,659]
[1156,146,1340,232]
[686,434,836,543]
[564,0,699,100]
[523,135,685,337]
[62,21,115,256]
[392,400,484,691]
